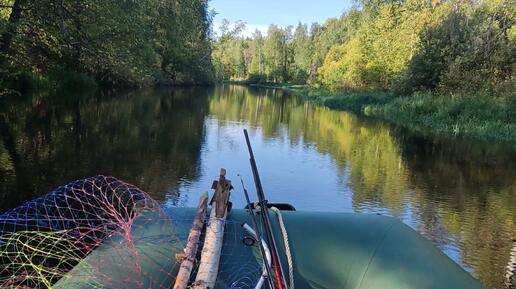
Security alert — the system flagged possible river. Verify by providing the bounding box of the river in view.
[0,85,514,288]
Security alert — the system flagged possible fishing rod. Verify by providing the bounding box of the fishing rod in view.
[243,129,288,289]
[239,176,276,289]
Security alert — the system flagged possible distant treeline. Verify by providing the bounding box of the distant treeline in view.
[212,0,514,97]
[0,0,214,92]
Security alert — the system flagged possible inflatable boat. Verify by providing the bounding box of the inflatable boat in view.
[0,176,486,289]
[53,207,486,289]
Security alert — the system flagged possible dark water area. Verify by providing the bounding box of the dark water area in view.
[0,85,515,288]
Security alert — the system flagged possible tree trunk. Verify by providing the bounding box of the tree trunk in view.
[173,192,209,289]
[192,169,231,289]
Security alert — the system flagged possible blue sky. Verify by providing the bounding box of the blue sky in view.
[209,0,353,36]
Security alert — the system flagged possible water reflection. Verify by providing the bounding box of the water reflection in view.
[393,131,516,286]
[0,85,514,288]
[193,85,515,288]
[0,88,210,210]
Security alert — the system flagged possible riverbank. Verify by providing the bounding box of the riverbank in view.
[0,68,214,98]
[248,83,516,142]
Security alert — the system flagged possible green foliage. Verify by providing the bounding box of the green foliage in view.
[271,81,516,141]
[246,73,268,84]
[211,12,358,84]
[0,60,56,95]
[48,67,97,91]
[366,93,516,141]
[1,64,97,96]
[213,0,514,99]
[211,20,248,80]
[0,0,214,90]
[289,87,392,113]
[263,25,289,82]
[319,0,435,90]
[318,37,367,89]
[401,0,515,96]
[210,0,515,142]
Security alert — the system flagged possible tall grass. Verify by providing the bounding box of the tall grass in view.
[271,84,516,142]
[365,93,516,142]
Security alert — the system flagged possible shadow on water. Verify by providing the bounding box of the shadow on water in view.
[0,84,514,288]
[391,128,516,288]
[0,87,211,211]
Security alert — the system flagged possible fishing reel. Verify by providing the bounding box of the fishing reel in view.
[242,235,256,247]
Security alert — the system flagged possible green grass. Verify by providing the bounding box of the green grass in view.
[365,93,516,142]
[259,83,516,142]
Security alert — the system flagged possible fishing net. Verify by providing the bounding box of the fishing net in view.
[166,214,265,289]
[0,176,265,289]
[0,176,178,288]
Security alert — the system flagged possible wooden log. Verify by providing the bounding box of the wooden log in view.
[505,239,516,289]
[173,192,209,289]
[192,169,232,289]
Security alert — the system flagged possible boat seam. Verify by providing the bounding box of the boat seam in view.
[355,220,399,289]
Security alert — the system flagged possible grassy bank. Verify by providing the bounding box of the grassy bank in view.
[366,94,516,142]
[253,83,516,142]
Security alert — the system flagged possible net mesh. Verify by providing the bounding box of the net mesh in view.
[195,219,264,289]
[0,176,264,289]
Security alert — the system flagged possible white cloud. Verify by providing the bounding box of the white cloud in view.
[212,22,272,38]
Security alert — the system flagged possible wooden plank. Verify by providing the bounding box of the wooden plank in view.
[192,169,231,289]
[173,192,209,289]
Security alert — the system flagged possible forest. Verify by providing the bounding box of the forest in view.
[1,0,513,97]
[1,0,514,140]
[212,0,514,97]
[211,0,515,141]
[0,0,214,93]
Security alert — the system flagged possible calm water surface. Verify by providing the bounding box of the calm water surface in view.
[0,85,515,288]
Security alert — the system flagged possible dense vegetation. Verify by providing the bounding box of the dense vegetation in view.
[292,88,516,141]
[211,0,515,141]
[0,0,214,93]
[1,0,514,140]
[212,0,514,97]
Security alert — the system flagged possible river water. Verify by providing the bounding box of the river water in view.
[0,85,514,288]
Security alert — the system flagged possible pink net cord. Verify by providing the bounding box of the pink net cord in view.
[0,176,264,289]
[0,175,179,289]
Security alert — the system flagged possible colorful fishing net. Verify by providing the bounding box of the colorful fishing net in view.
[0,176,178,288]
[0,176,264,289]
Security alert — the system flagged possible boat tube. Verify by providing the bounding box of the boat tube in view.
[53,207,486,289]
[0,176,486,289]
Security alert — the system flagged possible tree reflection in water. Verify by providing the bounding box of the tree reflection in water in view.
[0,85,514,288]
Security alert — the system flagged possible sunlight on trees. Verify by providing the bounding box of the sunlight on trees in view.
[0,0,214,88]
[211,0,514,97]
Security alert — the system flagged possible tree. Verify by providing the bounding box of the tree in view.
[264,25,287,82]
[0,0,23,60]
[248,30,265,76]
[1,0,215,89]
[210,0,513,98]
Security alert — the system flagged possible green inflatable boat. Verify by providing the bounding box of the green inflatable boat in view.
[0,176,486,289]
[54,207,486,289]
